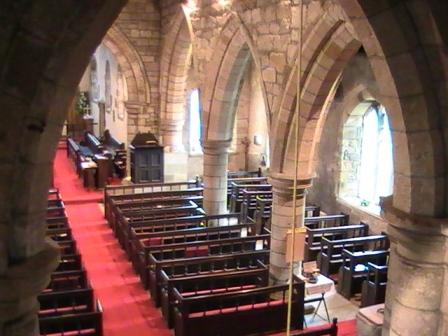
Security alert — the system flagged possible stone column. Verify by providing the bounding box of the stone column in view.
[269,173,313,284]
[0,239,59,336]
[161,118,185,153]
[202,140,231,216]
[380,197,448,336]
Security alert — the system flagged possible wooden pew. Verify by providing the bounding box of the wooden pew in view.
[337,249,389,299]
[304,213,350,229]
[172,277,304,336]
[226,176,268,204]
[147,234,271,293]
[104,180,201,222]
[39,308,103,336]
[102,129,127,178]
[160,253,270,326]
[114,201,204,245]
[319,235,389,277]
[304,223,369,261]
[44,270,88,294]
[137,222,255,289]
[47,216,70,230]
[361,263,388,307]
[240,189,272,224]
[131,215,251,286]
[229,183,272,213]
[227,168,262,179]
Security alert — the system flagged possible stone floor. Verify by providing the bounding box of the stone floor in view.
[305,285,359,327]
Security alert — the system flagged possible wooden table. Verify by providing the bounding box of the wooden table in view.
[298,274,334,324]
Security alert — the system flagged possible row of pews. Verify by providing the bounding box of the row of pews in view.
[67,130,126,189]
[40,189,103,335]
[104,177,341,336]
[226,176,390,308]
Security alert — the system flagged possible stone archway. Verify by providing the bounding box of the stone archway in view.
[103,26,151,143]
[159,7,195,152]
[0,1,126,334]
[200,14,268,215]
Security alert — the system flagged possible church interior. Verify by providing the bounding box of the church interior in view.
[1,0,448,335]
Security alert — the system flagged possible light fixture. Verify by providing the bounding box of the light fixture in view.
[218,0,231,8]
[182,0,198,14]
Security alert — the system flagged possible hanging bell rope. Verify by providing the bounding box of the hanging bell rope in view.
[286,0,304,335]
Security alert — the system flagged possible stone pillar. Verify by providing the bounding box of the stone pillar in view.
[269,173,313,284]
[0,239,59,336]
[202,140,231,216]
[379,197,448,336]
[161,118,185,153]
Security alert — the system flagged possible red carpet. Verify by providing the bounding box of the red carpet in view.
[53,147,356,336]
[54,148,171,336]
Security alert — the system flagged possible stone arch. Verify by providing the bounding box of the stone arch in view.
[336,1,447,216]
[103,26,151,105]
[102,25,151,143]
[0,1,126,332]
[272,2,447,216]
[272,13,361,175]
[159,7,195,151]
[201,14,270,143]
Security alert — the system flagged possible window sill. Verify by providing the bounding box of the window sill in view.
[189,152,203,157]
[337,196,383,220]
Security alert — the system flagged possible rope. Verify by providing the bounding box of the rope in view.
[286,1,304,335]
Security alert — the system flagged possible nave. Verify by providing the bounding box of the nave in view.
[41,143,371,336]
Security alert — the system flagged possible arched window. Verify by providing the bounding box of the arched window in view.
[339,102,393,213]
[189,89,202,154]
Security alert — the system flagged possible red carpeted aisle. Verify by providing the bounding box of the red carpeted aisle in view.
[54,148,171,336]
[53,147,357,336]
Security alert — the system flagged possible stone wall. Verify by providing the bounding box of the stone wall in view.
[307,52,389,234]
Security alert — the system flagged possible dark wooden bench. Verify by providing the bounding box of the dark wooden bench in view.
[319,234,389,277]
[226,176,268,204]
[46,227,73,242]
[43,270,88,294]
[114,202,204,245]
[337,249,389,299]
[136,222,256,290]
[147,234,271,292]
[361,262,388,307]
[162,265,269,327]
[304,213,350,229]
[102,129,127,178]
[229,183,272,213]
[39,308,103,336]
[156,251,269,328]
[305,223,369,261]
[240,189,272,223]
[172,278,304,336]
[227,169,262,179]
[104,181,201,222]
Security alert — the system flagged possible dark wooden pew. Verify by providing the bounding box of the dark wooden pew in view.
[172,278,304,336]
[104,181,201,222]
[229,183,271,213]
[361,262,388,307]
[102,129,127,178]
[337,249,389,299]
[319,234,389,277]
[44,270,88,294]
[162,266,269,327]
[227,168,262,179]
[114,201,204,244]
[160,253,270,326]
[46,227,73,242]
[39,309,103,336]
[240,189,272,223]
[226,176,268,204]
[305,223,369,261]
[136,222,255,289]
[47,216,69,230]
[147,234,271,292]
[304,213,350,229]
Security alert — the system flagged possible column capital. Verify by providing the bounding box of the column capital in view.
[202,139,232,155]
[124,100,149,115]
[381,195,448,239]
[269,172,313,198]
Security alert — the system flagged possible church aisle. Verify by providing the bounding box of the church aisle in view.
[54,148,171,336]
